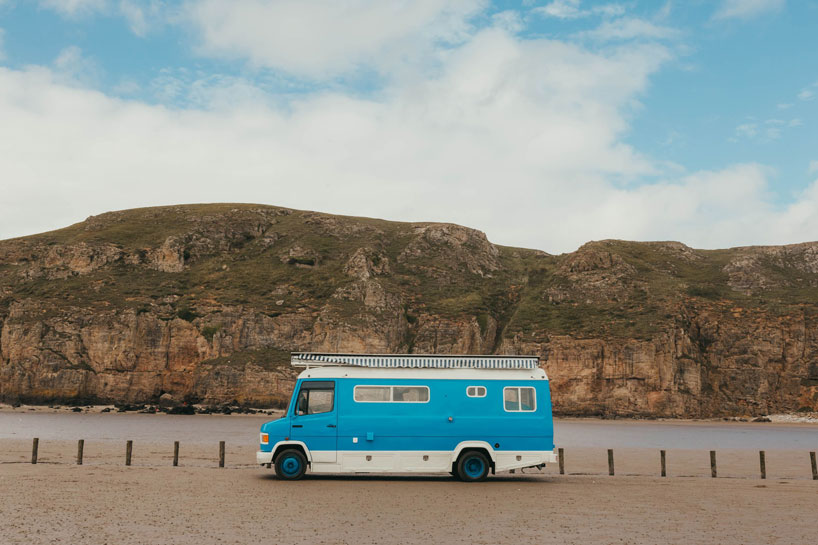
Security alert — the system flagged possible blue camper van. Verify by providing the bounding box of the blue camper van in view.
[256,353,556,482]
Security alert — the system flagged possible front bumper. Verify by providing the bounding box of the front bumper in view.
[257,450,274,465]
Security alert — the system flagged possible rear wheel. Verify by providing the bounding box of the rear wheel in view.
[456,451,490,482]
[275,449,307,480]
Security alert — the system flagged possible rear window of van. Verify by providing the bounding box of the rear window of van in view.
[503,387,536,412]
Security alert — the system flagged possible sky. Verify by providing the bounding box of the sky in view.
[0,0,816,254]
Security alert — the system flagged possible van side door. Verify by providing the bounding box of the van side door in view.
[289,380,337,463]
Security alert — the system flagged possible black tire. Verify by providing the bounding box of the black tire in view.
[456,451,490,482]
[274,449,307,480]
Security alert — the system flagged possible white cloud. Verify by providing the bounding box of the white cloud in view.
[37,0,169,36]
[0,12,814,253]
[535,0,585,19]
[534,0,625,20]
[809,161,818,175]
[655,1,672,20]
[579,17,680,41]
[38,0,107,17]
[713,0,785,20]
[734,122,758,139]
[119,0,147,36]
[797,89,814,101]
[660,130,681,147]
[732,117,801,141]
[52,46,100,85]
[0,28,5,62]
[184,0,485,79]
[118,0,168,37]
[491,10,524,33]
[148,69,274,109]
[595,4,626,18]
[0,27,672,253]
[112,78,141,95]
[765,127,782,139]
[594,165,818,249]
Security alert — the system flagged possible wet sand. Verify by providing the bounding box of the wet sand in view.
[2,409,817,449]
[1,413,817,478]
[2,461,817,545]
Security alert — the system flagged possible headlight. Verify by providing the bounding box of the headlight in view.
[260,433,269,445]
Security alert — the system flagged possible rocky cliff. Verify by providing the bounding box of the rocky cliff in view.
[1,204,817,417]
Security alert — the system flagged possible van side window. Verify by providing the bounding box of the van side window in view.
[466,386,486,398]
[354,386,430,403]
[392,386,429,402]
[296,388,334,415]
[503,387,536,412]
[354,386,390,402]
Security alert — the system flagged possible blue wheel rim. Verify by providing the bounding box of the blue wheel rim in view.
[281,455,301,476]
[464,456,485,478]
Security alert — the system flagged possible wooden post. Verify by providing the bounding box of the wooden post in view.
[811,452,817,481]
[77,439,84,465]
[125,440,133,466]
[31,438,39,464]
[607,449,614,476]
[173,441,179,467]
[759,450,766,480]
[558,447,565,475]
[710,450,717,478]
[660,450,666,477]
[219,441,225,468]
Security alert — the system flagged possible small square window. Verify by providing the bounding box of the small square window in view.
[467,386,486,398]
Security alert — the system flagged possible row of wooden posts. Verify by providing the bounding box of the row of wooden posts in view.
[555,447,818,480]
[27,439,818,479]
[30,438,227,468]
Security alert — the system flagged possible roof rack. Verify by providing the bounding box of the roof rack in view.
[291,352,539,370]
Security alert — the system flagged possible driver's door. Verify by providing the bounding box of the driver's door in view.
[289,380,337,463]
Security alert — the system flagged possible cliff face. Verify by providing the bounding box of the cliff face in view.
[1,204,816,416]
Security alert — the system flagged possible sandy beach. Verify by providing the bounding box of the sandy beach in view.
[2,413,817,544]
[2,460,817,545]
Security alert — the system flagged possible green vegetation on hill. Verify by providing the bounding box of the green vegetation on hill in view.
[1,204,817,346]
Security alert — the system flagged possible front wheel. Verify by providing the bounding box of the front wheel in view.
[275,449,307,480]
[456,451,490,482]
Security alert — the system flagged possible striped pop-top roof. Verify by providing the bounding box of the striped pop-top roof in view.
[291,353,539,369]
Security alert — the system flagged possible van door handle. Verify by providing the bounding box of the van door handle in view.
[326,424,336,428]
[292,424,303,428]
